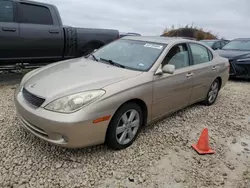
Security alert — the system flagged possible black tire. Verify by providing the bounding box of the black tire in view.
[105,103,143,150]
[202,78,220,106]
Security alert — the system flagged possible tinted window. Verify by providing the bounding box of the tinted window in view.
[0,1,14,22]
[92,39,166,71]
[190,43,210,64]
[214,42,221,49]
[18,3,53,25]
[162,44,190,69]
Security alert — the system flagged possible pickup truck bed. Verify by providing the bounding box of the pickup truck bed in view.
[0,0,119,68]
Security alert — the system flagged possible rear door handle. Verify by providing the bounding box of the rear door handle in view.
[49,30,59,34]
[2,28,16,32]
[212,66,217,70]
[186,72,194,78]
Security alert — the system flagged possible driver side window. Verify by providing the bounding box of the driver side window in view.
[161,43,190,69]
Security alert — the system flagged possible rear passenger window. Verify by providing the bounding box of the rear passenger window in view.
[189,43,210,65]
[18,3,53,25]
[0,1,14,22]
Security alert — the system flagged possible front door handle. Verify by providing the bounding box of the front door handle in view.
[186,72,194,78]
[212,66,217,70]
[2,28,16,32]
[49,30,59,34]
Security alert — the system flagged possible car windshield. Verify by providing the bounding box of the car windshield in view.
[91,39,166,71]
[222,40,250,50]
[200,41,215,47]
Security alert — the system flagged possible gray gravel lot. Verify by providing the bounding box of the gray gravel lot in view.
[0,81,250,188]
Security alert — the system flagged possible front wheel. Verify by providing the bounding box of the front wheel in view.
[105,103,143,150]
[202,79,220,106]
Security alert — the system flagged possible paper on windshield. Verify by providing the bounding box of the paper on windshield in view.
[144,43,163,50]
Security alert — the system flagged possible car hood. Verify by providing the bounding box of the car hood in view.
[216,49,250,60]
[24,58,142,99]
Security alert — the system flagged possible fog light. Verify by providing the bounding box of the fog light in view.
[49,133,68,143]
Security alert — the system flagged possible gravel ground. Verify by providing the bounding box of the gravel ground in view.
[0,81,250,188]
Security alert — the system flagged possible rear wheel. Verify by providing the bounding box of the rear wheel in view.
[202,79,220,106]
[106,103,143,150]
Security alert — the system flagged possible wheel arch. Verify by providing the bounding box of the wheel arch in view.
[216,76,222,90]
[109,98,148,127]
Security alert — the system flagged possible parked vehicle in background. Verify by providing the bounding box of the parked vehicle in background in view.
[216,38,250,78]
[15,36,229,150]
[200,39,230,50]
[0,0,119,68]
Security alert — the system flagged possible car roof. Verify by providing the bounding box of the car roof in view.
[121,36,194,44]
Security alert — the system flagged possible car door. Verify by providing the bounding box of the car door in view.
[188,43,219,104]
[16,2,64,59]
[0,0,20,59]
[152,43,194,120]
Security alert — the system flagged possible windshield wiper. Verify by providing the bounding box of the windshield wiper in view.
[89,54,99,62]
[100,58,125,68]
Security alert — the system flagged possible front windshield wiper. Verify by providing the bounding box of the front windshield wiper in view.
[100,58,125,68]
[89,54,99,62]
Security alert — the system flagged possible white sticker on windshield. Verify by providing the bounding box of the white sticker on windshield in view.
[138,63,144,66]
[144,43,163,49]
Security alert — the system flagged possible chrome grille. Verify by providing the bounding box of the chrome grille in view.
[22,88,45,107]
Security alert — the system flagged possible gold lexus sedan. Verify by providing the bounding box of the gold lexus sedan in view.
[14,36,229,150]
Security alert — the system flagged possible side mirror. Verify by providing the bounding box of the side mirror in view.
[162,64,175,74]
[155,64,175,75]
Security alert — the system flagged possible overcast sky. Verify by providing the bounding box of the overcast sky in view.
[39,0,250,40]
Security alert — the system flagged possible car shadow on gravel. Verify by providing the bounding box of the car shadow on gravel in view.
[229,77,250,83]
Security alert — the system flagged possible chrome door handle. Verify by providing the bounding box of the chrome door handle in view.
[2,28,16,32]
[186,73,193,78]
[212,66,217,70]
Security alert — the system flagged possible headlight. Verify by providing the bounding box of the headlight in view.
[44,90,105,113]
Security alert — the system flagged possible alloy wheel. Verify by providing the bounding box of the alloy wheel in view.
[116,109,140,145]
[208,81,219,103]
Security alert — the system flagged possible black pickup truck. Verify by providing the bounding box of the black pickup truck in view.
[0,0,119,68]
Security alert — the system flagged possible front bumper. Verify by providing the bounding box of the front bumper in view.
[14,86,114,148]
[229,60,250,78]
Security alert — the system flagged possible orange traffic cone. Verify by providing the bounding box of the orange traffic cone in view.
[192,128,215,155]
